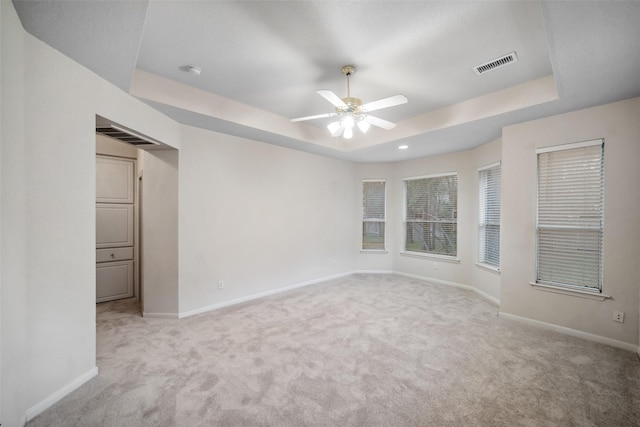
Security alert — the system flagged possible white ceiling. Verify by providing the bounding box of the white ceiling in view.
[13,0,640,162]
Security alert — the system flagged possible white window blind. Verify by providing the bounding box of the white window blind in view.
[479,163,501,268]
[362,180,385,250]
[536,140,604,291]
[404,173,458,256]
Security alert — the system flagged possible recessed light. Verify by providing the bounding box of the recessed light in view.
[398,145,409,150]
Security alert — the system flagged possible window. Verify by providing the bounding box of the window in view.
[478,163,501,268]
[362,180,385,250]
[403,173,457,256]
[536,140,604,292]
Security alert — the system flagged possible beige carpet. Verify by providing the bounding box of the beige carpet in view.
[28,274,640,426]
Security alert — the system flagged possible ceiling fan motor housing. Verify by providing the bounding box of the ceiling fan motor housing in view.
[341,65,355,75]
[338,97,363,114]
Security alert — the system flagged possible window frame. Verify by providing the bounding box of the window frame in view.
[478,162,501,271]
[362,179,386,252]
[535,139,605,294]
[402,172,458,259]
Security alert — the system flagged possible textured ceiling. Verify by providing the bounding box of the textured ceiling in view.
[13,0,640,162]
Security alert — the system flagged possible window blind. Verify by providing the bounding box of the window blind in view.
[362,180,385,250]
[479,163,501,267]
[404,173,458,256]
[536,140,604,291]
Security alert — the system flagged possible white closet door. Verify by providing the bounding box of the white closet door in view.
[96,156,134,203]
[96,247,134,263]
[96,261,133,302]
[96,154,136,302]
[96,204,134,248]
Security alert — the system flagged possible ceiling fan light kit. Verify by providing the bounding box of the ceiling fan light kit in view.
[291,65,407,139]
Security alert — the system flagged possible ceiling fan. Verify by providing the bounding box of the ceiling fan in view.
[291,65,408,139]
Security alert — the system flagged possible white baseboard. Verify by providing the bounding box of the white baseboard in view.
[24,366,99,424]
[393,272,638,353]
[393,271,501,306]
[178,271,355,318]
[499,312,639,354]
[142,312,179,319]
[354,269,394,274]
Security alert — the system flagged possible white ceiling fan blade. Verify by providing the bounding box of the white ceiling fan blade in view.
[290,112,337,123]
[361,95,408,112]
[317,90,347,108]
[364,115,397,130]
[329,123,344,137]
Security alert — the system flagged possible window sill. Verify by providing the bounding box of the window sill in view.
[476,263,501,274]
[529,282,611,301]
[360,250,388,254]
[400,251,460,263]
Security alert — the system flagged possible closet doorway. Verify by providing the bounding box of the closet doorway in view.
[96,134,140,303]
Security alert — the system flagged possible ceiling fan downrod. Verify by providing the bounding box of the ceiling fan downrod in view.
[340,65,362,112]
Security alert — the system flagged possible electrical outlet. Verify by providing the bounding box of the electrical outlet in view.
[613,310,625,323]
[218,280,225,289]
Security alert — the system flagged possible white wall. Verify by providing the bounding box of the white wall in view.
[1,2,181,424]
[1,2,27,424]
[354,143,502,305]
[140,149,179,317]
[501,97,640,347]
[0,0,3,420]
[2,4,99,423]
[392,150,475,286]
[178,125,357,315]
[354,163,395,272]
[470,138,502,302]
[2,0,639,422]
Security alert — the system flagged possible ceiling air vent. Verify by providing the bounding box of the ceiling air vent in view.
[473,52,518,75]
[96,124,161,147]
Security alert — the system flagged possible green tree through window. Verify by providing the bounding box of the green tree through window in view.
[404,174,458,256]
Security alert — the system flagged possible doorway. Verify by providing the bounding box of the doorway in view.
[96,134,141,305]
[94,115,180,318]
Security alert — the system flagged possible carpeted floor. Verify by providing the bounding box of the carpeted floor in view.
[28,274,640,426]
